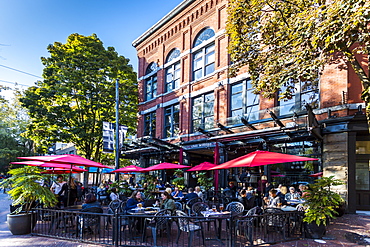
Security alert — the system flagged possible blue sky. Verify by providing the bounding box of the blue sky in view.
[0,0,182,98]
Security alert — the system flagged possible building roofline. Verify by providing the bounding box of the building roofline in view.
[132,0,196,48]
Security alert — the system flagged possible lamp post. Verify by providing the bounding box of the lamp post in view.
[115,78,120,181]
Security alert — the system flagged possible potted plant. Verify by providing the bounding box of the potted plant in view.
[197,172,213,190]
[302,176,344,239]
[172,169,185,190]
[0,166,58,235]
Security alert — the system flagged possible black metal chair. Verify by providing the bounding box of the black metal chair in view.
[142,209,172,246]
[186,197,203,215]
[175,201,183,211]
[175,210,205,247]
[78,207,103,237]
[236,206,260,244]
[263,207,287,239]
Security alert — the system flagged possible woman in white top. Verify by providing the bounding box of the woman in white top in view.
[50,175,66,208]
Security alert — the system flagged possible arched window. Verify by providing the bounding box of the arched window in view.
[145,62,158,101]
[165,49,181,93]
[192,28,215,80]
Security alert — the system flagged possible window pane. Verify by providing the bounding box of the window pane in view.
[194,69,203,80]
[194,57,203,70]
[205,51,215,65]
[231,94,243,110]
[205,45,215,53]
[205,63,215,75]
[356,161,370,190]
[246,90,258,106]
[193,119,201,130]
[204,116,214,129]
[232,83,243,94]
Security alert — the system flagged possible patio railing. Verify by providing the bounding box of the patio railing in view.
[32,208,304,246]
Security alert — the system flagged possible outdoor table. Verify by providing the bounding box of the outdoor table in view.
[126,207,161,236]
[287,199,305,206]
[201,210,232,243]
[280,206,297,212]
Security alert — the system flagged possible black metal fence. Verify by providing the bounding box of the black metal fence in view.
[32,208,304,246]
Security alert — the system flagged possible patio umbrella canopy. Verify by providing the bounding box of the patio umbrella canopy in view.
[144,163,190,171]
[17,154,111,169]
[11,161,85,170]
[41,167,87,174]
[210,150,318,170]
[112,165,146,173]
[187,162,217,172]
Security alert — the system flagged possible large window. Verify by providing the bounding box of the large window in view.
[192,92,214,132]
[145,63,158,101]
[192,28,215,81]
[144,112,156,137]
[165,49,181,93]
[164,104,180,138]
[278,78,319,116]
[230,79,259,121]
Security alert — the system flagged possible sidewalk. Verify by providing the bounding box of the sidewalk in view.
[0,191,369,247]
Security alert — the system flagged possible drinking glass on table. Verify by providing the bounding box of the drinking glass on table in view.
[212,205,217,212]
[219,204,224,212]
[138,203,143,210]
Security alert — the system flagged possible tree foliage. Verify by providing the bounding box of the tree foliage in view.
[0,90,33,173]
[20,33,138,162]
[227,0,370,116]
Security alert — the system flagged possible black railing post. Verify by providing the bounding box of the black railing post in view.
[114,211,119,247]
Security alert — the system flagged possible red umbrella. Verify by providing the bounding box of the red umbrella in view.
[11,161,85,170]
[187,162,217,172]
[309,172,323,177]
[17,154,111,168]
[112,165,146,173]
[210,150,318,170]
[41,167,87,174]
[144,163,190,171]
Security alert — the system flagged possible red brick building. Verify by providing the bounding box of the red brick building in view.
[129,0,369,212]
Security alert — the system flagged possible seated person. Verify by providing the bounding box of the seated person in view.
[285,187,301,201]
[194,186,204,200]
[245,186,255,200]
[125,190,144,210]
[181,187,198,202]
[227,181,238,197]
[82,193,101,210]
[110,187,120,201]
[277,185,288,205]
[237,190,249,209]
[263,189,281,208]
[171,187,183,200]
[161,191,176,212]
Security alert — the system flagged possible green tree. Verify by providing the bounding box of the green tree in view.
[0,90,33,173]
[20,33,138,163]
[227,0,370,120]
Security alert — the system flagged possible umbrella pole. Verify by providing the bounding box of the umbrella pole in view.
[67,164,72,207]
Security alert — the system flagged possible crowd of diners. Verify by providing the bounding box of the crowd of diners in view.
[48,173,309,213]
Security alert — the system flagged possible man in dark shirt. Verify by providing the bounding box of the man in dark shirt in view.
[182,187,198,202]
